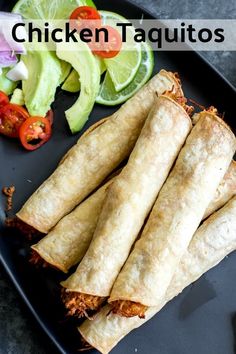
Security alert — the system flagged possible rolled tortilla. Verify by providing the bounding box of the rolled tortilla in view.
[31,179,114,273]
[30,160,236,273]
[109,110,236,314]
[61,94,192,316]
[17,70,182,234]
[204,160,236,218]
[79,196,236,354]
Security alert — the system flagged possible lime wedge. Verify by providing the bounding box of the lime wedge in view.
[12,0,96,19]
[96,42,154,106]
[99,10,142,92]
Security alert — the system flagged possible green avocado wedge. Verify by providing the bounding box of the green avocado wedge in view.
[10,88,25,105]
[59,61,72,85]
[62,69,81,93]
[56,37,100,134]
[61,56,105,94]
[22,42,62,117]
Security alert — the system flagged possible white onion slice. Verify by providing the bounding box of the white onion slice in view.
[6,60,28,81]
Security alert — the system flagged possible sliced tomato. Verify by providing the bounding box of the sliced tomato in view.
[0,91,9,108]
[92,26,122,58]
[70,6,101,31]
[46,109,54,126]
[19,117,52,151]
[0,103,29,138]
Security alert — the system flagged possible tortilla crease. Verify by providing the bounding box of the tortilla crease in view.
[31,179,114,273]
[17,70,182,233]
[79,196,236,354]
[61,94,192,297]
[109,111,236,308]
[204,160,236,218]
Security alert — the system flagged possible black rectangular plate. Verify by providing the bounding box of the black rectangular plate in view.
[0,1,236,353]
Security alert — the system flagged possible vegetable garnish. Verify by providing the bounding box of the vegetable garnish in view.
[0,91,9,108]
[70,7,122,59]
[19,116,51,151]
[0,12,26,72]
[0,94,53,150]
[70,6,101,30]
[0,50,17,68]
[6,61,29,81]
[0,103,29,138]
[0,12,26,54]
[91,25,122,58]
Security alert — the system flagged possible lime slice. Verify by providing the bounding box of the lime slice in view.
[12,0,96,19]
[99,10,142,92]
[96,42,154,106]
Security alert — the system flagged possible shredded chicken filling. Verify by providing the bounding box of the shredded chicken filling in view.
[29,250,50,268]
[111,300,148,319]
[163,91,194,116]
[2,185,15,212]
[5,216,41,240]
[61,289,106,318]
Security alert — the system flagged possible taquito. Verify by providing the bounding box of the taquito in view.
[31,160,235,272]
[204,160,236,218]
[109,110,236,316]
[61,93,192,316]
[31,179,114,273]
[79,196,236,354]
[17,70,182,233]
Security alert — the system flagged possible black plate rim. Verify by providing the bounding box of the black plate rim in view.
[0,1,236,353]
[0,252,67,354]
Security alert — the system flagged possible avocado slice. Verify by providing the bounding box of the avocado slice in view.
[95,55,106,75]
[22,42,62,117]
[59,60,71,85]
[61,56,106,94]
[56,37,100,133]
[10,88,24,105]
[62,69,80,93]
[0,67,18,95]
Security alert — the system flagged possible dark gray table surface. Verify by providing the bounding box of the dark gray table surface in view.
[0,0,236,353]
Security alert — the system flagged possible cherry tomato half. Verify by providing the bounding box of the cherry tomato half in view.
[0,91,9,108]
[92,25,122,58]
[46,109,54,126]
[70,6,101,31]
[0,103,29,138]
[19,117,52,151]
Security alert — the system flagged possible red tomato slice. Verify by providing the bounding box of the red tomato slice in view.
[70,6,101,31]
[0,103,29,138]
[0,91,9,108]
[92,26,122,58]
[19,117,52,151]
[46,109,54,126]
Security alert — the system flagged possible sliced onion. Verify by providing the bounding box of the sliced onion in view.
[6,60,28,81]
[0,11,26,55]
[0,32,12,52]
[0,51,17,68]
